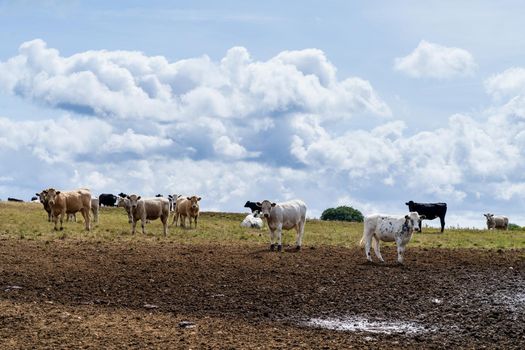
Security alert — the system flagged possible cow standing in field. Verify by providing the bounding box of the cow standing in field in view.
[127,194,169,236]
[168,194,181,212]
[66,198,100,223]
[43,188,92,231]
[36,190,52,221]
[256,199,307,252]
[405,201,447,232]
[484,213,509,230]
[173,196,201,228]
[361,212,425,264]
[98,193,118,207]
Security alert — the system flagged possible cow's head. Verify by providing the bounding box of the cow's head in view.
[117,196,129,208]
[256,200,276,219]
[36,190,48,205]
[405,200,414,206]
[126,194,141,210]
[405,212,425,233]
[484,213,495,226]
[186,196,201,210]
[44,188,61,206]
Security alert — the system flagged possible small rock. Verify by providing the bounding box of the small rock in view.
[143,304,159,309]
[178,321,195,328]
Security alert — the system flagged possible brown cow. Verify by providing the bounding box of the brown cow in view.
[44,188,92,231]
[173,196,201,228]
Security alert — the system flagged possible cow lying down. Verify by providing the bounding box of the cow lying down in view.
[240,213,263,229]
[361,212,425,264]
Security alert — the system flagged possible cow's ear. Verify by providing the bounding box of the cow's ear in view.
[187,196,191,200]
[137,196,141,200]
[197,197,201,201]
[271,202,276,207]
[56,191,61,195]
[404,215,409,220]
[35,193,39,196]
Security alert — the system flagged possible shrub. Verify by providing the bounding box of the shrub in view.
[508,223,521,231]
[321,206,364,222]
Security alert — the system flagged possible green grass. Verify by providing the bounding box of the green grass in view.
[1,201,525,249]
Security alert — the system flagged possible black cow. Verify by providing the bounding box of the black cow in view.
[405,201,447,232]
[31,196,38,201]
[244,201,261,213]
[7,197,24,202]
[155,194,163,197]
[99,193,118,207]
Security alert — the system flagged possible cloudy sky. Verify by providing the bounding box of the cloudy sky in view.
[1,0,525,228]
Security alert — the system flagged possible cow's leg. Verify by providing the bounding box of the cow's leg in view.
[171,212,178,226]
[372,238,384,262]
[194,216,198,229]
[131,218,137,235]
[396,241,406,264]
[59,211,65,231]
[81,208,90,231]
[162,216,168,236]
[295,221,305,250]
[141,218,146,235]
[364,232,373,262]
[277,223,283,252]
[439,216,445,233]
[52,212,59,231]
[269,229,276,251]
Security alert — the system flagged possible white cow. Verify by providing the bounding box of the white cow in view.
[483,213,509,230]
[240,213,264,229]
[127,194,170,236]
[361,212,424,264]
[257,199,307,252]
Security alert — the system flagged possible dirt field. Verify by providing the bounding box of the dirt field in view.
[0,238,524,349]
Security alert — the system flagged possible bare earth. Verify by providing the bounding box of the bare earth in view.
[0,239,524,349]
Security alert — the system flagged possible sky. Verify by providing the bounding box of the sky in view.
[1,0,525,228]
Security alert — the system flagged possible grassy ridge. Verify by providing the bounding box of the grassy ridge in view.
[1,201,525,249]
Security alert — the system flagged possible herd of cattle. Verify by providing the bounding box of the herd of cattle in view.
[0,190,513,263]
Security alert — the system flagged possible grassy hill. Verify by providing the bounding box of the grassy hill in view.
[1,201,525,249]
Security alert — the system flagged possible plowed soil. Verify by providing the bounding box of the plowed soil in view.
[0,238,524,349]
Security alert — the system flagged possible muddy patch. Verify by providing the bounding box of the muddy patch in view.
[306,316,434,335]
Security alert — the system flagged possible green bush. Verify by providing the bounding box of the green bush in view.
[321,206,364,222]
[508,223,521,231]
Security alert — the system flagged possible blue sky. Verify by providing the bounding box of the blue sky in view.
[1,0,525,228]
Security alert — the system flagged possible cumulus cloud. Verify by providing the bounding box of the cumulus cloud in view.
[394,40,477,79]
[485,67,525,99]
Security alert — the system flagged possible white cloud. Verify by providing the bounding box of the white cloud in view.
[485,67,525,99]
[394,40,477,79]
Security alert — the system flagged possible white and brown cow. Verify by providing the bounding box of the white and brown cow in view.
[173,196,201,228]
[256,199,307,252]
[361,212,425,264]
[484,213,509,230]
[43,188,92,231]
[127,194,169,236]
